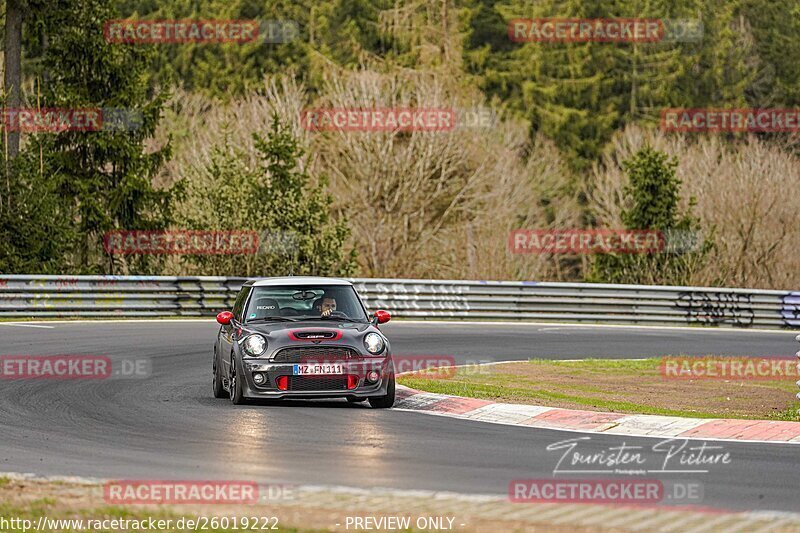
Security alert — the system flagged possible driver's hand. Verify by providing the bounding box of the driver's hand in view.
[321,308,332,317]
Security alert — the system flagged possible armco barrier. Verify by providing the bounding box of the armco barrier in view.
[0,275,798,329]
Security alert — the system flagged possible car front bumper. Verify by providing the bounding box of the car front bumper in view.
[239,356,393,399]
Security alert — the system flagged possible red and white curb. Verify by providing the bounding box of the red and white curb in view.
[394,386,800,444]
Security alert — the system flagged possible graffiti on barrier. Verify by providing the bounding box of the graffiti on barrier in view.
[676,292,754,326]
[781,292,800,327]
[355,283,471,313]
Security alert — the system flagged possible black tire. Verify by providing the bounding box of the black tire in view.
[229,354,246,405]
[368,375,395,409]
[347,397,367,403]
[212,353,225,399]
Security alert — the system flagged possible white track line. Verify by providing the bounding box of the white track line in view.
[394,320,798,335]
[0,323,55,329]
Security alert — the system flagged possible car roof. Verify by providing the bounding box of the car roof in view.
[246,276,353,287]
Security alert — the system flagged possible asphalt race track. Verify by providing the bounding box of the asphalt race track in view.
[0,321,798,514]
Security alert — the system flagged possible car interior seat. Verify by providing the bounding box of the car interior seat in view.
[253,297,281,319]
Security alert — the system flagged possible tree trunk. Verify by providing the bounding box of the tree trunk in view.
[441,0,448,61]
[4,0,23,161]
[3,0,23,213]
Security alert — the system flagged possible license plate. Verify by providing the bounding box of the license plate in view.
[293,363,344,375]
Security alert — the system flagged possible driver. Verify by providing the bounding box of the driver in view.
[320,296,337,317]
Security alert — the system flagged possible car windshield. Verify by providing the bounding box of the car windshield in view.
[244,285,369,323]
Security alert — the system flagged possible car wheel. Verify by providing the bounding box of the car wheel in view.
[229,354,246,405]
[212,354,225,399]
[368,374,395,409]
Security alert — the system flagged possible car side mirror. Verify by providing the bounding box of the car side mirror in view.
[216,311,234,325]
[373,310,391,325]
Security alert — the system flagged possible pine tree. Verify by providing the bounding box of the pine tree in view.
[181,116,358,277]
[38,0,175,272]
[590,145,710,285]
[1,0,177,274]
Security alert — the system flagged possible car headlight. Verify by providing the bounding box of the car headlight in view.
[243,334,267,357]
[364,332,385,355]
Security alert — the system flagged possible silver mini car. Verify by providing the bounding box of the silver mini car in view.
[212,277,395,408]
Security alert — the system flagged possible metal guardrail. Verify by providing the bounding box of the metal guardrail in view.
[0,275,799,329]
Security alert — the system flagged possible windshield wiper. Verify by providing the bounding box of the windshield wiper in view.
[315,315,365,322]
[245,317,299,324]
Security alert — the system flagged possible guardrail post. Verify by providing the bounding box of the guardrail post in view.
[796,334,800,408]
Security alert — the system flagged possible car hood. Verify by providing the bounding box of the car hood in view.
[237,319,385,350]
[242,319,372,334]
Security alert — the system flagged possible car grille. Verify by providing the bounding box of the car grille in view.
[288,376,349,391]
[272,346,361,363]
